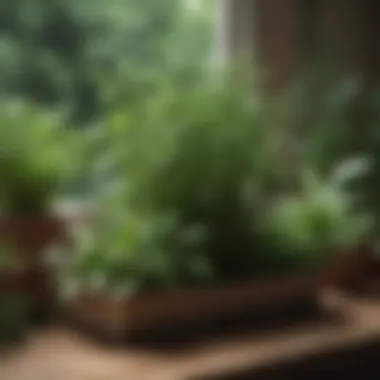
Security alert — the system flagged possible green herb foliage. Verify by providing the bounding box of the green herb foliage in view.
[0,101,78,215]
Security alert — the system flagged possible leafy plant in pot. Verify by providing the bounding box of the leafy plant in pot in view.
[283,59,380,268]
[0,102,76,315]
[267,158,373,291]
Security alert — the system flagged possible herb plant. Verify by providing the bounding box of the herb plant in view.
[0,101,77,215]
[60,210,213,297]
[267,158,373,267]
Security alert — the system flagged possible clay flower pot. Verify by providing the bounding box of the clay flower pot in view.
[0,215,66,262]
[0,268,28,294]
[0,215,68,318]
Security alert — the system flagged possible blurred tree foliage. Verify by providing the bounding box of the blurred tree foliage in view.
[0,0,213,124]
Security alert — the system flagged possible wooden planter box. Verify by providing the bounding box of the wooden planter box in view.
[66,272,320,340]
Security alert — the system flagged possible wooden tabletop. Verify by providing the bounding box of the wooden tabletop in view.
[2,293,380,380]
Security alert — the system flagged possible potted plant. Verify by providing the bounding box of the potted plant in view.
[59,69,341,339]
[283,60,379,280]
[0,102,73,253]
[267,158,373,291]
[0,102,76,315]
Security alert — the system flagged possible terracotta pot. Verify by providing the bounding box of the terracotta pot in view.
[67,272,320,339]
[0,215,67,262]
[0,269,28,294]
[0,215,68,320]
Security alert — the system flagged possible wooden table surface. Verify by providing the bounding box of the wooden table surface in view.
[2,293,380,380]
